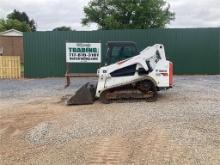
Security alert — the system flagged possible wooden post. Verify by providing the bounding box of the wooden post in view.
[65,62,70,88]
[65,40,71,88]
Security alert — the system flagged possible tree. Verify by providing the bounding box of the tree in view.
[0,19,31,32]
[82,0,175,29]
[7,9,36,31]
[52,26,73,31]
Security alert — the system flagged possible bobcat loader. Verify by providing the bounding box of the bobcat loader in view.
[66,42,173,105]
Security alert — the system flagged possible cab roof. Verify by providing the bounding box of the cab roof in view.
[107,41,137,47]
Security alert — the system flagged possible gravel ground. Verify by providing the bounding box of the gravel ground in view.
[0,76,220,164]
[0,77,96,104]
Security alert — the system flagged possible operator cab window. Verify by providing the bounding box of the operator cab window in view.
[123,46,137,58]
[111,46,137,64]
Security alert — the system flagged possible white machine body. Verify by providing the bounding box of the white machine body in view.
[96,44,173,97]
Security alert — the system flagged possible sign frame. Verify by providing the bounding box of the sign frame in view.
[65,42,101,87]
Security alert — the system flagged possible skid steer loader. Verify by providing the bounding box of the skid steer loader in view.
[66,42,173,105]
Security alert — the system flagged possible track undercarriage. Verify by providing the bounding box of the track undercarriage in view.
[66,80,157,105]
[99,80,158,104]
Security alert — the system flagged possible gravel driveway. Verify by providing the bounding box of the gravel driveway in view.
[0,76,220,165]
[0,77,96,103]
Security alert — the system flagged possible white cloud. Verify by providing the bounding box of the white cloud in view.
[167,0,220,28]
[0,0,220,31]
[0,0,97,31]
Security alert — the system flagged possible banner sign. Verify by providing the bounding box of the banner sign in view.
[66,43,101,63]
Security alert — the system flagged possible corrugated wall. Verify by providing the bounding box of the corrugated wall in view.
[219,28,220,73]
[24,28,220,78]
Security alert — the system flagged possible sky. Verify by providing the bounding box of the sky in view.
[0,0,220,31]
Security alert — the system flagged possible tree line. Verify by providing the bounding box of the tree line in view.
[0,0,174,32]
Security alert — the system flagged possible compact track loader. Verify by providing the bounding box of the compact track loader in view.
[66,42,173,105]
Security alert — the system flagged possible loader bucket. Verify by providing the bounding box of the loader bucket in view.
[66,82,97,105]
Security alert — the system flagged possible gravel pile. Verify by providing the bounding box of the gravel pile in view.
[25,122,57,144]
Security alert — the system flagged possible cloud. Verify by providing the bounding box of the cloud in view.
[0,0,97,31]
[0,0,219,31]
[167,0,220,28]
